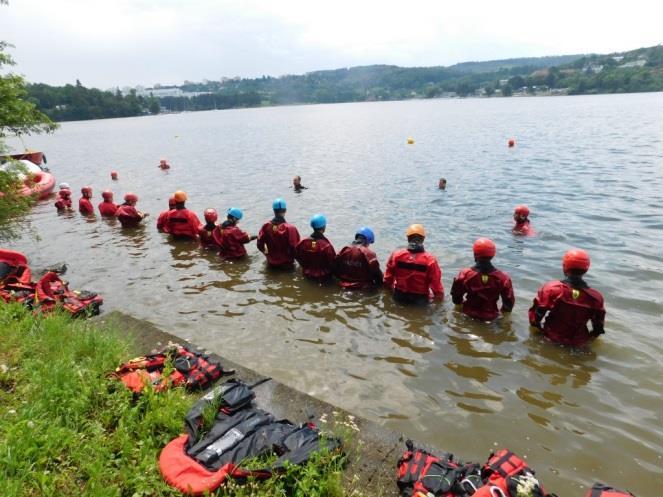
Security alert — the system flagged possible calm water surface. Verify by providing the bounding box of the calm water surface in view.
[7,94,663,495]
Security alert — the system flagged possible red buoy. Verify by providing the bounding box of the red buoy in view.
[508,138,516,148]
[111,171,118,180]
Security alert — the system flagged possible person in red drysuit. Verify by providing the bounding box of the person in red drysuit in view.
[512,204,534,236]
[451,238,515,321]
[529,248,606,347]
[256,198,301,268]
[295,214,336,280]
[79,186,94,215]
[334,226,383,289]
[116,192,148,227]
[212,207,256,259]
[199,208,220,249]
[384,224,444,304]
[156,197,177,232]
[54,183,73,211]
[98,190,118,217]
[158,158,171,170]
[164,190,203,239]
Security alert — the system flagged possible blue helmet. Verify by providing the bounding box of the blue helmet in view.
[355,226,375,244]
[272,198,286,211]
[227,207,243,220]
[310,214,327,229]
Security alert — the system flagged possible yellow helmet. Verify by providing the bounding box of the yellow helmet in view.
[406,224,426,238]
[173,190,188,202]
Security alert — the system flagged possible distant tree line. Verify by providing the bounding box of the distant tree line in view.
[27,80,160,121]
[24,45,663,122]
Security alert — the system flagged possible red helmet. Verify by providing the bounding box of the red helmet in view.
[101,190,113,200]
[168,196,177,209]
[60,189,71,197]
[473,238,496,258]
[204,208,218,223]
[81,186,92,196]
[514,204,530,218]
[124,192,138,203]
[563,249,590,274]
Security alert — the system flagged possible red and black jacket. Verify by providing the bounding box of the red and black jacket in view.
[451,263,515,321]
[256,217,301,267]
[384,246,444,299]
[165,208,203,239]
[213,222,251,259]
[116,204,143,227]
[529,278,605,346]
[334,242,383,289]
[98,201,118,217]
[295,232,336,279]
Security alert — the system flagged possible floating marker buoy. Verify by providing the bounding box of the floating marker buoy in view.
[508,138,516,148]
[111,171,118,180]
[407,137,415,145]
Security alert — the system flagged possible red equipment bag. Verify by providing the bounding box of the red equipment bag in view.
[477,449,553,497]
[586,483,635,497]
[397,440,482,497]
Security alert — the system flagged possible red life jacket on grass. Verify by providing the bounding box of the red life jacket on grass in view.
[159,379,341,495]
[113,345,225,393]
[98,200,118,217]
[295,233,336,279]
[451,264,515,321]
[528,279,605,347]
[384,247,444,300]
[335,243,382,289]
[166,208,203,239]
[256,217,300,267]
[213,222,251,259]
[34,271,103,317]
[79,197,94,215]
[586,483,635,497]
[0,249,34,304]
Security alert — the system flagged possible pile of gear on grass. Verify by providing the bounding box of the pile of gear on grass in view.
[0,248,103,317]
[397,439,636,497]
[110,343,343,495]
[111,342,637,497]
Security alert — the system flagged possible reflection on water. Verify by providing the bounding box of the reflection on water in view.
[7,94,663,495]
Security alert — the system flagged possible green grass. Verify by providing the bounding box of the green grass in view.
[0,304,351,496]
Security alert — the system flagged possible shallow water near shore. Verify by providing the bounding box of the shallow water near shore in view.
[7,93,663,495]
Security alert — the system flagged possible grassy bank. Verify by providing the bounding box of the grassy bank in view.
[0,304,349,496]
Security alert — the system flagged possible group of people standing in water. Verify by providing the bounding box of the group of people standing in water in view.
[52,179,605,348]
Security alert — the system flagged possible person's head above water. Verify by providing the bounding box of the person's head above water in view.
[81,186,92,198]
[438,177,447,190]
[227,207,243,223]
[124,192,138,205]
[204,208,218,224]
[355,226,375,245]
[102,190,113,201]
[406,223,426,245]
[173,190,187,208]
[310,213,326,233]
[473,237,496,261]
[293,176,302,188]
[272,198,286,216]
[563,248,590,277]
[514,204,530,222]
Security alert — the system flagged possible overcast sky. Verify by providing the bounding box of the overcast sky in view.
[2,0,662,89]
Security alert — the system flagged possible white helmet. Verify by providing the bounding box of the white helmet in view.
[58,182,70,190]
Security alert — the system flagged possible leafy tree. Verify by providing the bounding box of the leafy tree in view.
[501,84,513,96]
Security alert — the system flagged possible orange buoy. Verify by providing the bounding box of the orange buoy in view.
[111,171,118,180]
[508,138,516,148]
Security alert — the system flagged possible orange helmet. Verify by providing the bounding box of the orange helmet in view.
[473,238,496,258]
[124,192,138,203]
[173,190,187,202]
[563,249,590,274]
[204,208,218,223]
[514,204,530,218]
[406,224,426,238]
[101,190,113,200]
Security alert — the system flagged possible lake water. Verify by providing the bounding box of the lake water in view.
[6,93,663,496]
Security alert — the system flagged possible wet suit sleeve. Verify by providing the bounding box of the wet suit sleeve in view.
[383,253,395,288]
[324,242,336,267]
[256,224,267,253]
[450,271,466,305]
[288,226,301,258]
[237,228,251,245]
[590,299,606,338]
[189,212,203,233]
[500,276,515,313]
[428,260,444,300]
[528,285,551,328]
[366,252,383,286]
